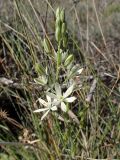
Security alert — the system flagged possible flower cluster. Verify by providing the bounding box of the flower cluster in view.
[33,83,76,120]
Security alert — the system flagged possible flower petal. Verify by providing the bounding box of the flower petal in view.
[33,108,48,113]
[77,68,83,74]
[65,96,76,103]
[55,83,61,97]
[61,102,67,112]
[53,99,60,106]
[46,95,51,103]
[41,109,50,120]
[51,106,57,111]
[63,85,74,98]
[38,98,47,107]
[47,92,57,99]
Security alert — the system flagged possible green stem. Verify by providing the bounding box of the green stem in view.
[56,42,61,81]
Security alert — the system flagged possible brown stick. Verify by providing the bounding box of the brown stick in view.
[0,77,42,90]
[86,79,97,102]
[68,110,79,124]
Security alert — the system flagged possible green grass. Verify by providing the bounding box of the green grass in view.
[0,0,120,159]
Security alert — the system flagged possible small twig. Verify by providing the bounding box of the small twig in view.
[92,0,107,48]
[68,110,80,124]
[55,110,79,125]
[109,66,120,96]
[0,109,23,129]
[0,141,31,146]
[90,41,108,61]
[86,79,97,102]
[0,77,42,90]
[0,77,13,85]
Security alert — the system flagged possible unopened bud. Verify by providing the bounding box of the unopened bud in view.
[56,7,61,18]
[61,22,67,36]
[60,9,65,22]
[64,54,74,67]
[34,75,47,86]
[63,33,68,48]
[71,65,79,74]
[56,17,62,28]
[55,27,61,42]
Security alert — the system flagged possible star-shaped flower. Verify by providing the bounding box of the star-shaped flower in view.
[47,83,76,112]
[33,95,57,120]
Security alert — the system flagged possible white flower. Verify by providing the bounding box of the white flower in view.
[47,83,76,112]
[33,95,57,120]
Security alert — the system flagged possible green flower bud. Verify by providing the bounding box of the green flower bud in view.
[64,54,74,67]
[71,64,79,74]
[56,7,61,18]
[34,75,47,86]
[60,9,65,22]
[55,27,61,42]
[43,38,51,53]
[69,65,83,79]
[61,22,67,36]
[63,33,68,48]
[55,17,62,29]
[35,63,46,75]
[69,64,79,78]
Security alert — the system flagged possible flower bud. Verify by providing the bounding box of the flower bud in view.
[56,7,61,18]
[63,33,68,48]
[61,22,67,36]
[64,54,74,67]
[60,9,65,22]
[70,64,79,76]
[55,27,61,42]
[56,17,61,28]
[34,75,47,86]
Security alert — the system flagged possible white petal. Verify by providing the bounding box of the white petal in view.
[46,95,51,103]
[61,102,67,112]
[33,108,48,113]
[53,99,60,106]
[38,98,47,107]
[55,83,61,97]
[63,85,74,98]
[65,97,76,103]
[47,92,57,99]
[51,106,57,111]
[77,68,83,74]
[41,109,50,120]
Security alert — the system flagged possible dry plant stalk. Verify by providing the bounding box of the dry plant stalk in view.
[86,79,97,102]
[0,109,23,129]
